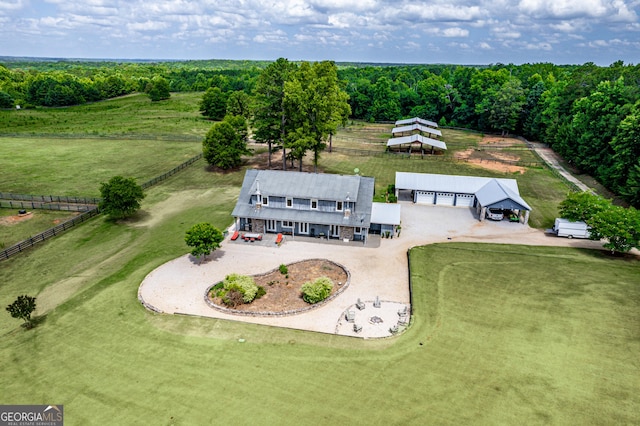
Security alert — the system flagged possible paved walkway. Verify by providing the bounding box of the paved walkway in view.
[139,204,606,339]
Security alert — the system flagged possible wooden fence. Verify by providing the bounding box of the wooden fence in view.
[0,153,204,261]
[0,207,100,261]
[141,153,202,189]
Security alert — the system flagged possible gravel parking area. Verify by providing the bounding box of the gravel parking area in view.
[139,203,606,338]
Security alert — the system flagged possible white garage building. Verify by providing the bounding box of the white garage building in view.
[395,172,532,224]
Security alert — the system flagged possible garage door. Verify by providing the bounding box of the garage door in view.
[436,192,455,206]
[415,191,435,204]
[455,193,475,207]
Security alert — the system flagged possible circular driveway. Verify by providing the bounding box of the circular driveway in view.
[138,203,605,338]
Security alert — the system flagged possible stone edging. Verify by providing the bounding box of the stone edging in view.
[138,285,163,314]
[203,258,351,317]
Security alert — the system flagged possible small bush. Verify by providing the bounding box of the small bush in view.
[256,286,266,299]
[301,276,334,304]
[223,274,259,303]
[279,264,288,275]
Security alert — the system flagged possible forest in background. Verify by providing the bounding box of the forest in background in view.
[1,58,639,207]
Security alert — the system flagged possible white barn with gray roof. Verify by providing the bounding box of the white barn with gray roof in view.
[395,172,531,224]
[232,170,375,242]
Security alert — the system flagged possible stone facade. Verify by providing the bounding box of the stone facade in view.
[340,226,355,241]
[253,219,265,233]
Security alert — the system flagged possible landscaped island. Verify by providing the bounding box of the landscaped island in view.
[206,259,349,315]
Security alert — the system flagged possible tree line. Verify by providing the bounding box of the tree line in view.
[1,59,639,206]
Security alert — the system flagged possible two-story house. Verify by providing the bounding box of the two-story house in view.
[232,169,374,242]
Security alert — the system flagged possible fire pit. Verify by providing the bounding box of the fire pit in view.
[369,316,384,324]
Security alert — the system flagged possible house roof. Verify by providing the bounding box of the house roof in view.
[242,169,362,201]
[371,203,401,225]
[395,172,531,210]
[395,117,438,128]
[392,124,442,137]
[232,170,375,227]
[474,179,531,211]
[386,134,447,151]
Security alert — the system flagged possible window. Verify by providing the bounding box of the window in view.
[282,221,293,228]
[354,227,362,235]
[336,201,343,211]
[311,199,318,210]
[262,196,268,206]
[286,198,293,208]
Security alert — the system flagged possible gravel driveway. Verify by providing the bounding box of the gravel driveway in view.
[139,203,606,338]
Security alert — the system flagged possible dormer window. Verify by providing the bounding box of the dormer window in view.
[286,197,293,208]
[336,201,343,212]
[311,199,318,210]
[262,196,269,206]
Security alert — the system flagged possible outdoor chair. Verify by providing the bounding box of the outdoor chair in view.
[356,298,365,310]
[353,323,362,333]
[345,310,355,323]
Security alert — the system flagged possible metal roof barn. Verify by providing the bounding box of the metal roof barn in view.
[395,117,438,128]
[386,134,447,151]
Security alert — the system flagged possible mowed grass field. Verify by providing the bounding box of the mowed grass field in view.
[1,95,638,424]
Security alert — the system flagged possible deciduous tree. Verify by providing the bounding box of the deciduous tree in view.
[6,295,37,329]
[200,87,227,120]
[185,223,223,263]
[99,176,145,219]
[202,116,249,169]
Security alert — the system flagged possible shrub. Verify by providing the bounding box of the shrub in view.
[256,286,266,299]
[301,277,334,304]
[279,264,288,275]
[223,274,258,303]
[222,289,244,307]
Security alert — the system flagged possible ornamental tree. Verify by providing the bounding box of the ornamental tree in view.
[185,222,224,263]
[6,295,37,329]
[99,176,145,219]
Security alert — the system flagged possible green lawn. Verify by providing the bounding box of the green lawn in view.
[2,227,637,424]
[0,93,212,137]
[0,137,201,196]
[0,209,79,248]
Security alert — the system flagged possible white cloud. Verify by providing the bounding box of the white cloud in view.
[442,27,469,37]
[479,41,493,49]
[127,20,171,32]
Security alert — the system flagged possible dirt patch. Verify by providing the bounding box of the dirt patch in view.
[454,148,526,174]
[208,259,348,313]
[0,212,33,226]
[480,136,525,147]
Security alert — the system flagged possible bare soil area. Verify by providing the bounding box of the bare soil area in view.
[0,212,33,226]
[454,135,527,174]
[208,259,348,313]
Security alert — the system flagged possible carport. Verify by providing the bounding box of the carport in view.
[394,172,531,224]
[474,179,531,224]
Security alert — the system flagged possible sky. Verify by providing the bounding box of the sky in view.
[1,0,639,65]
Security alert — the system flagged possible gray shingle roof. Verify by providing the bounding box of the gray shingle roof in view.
[232,170,374,227]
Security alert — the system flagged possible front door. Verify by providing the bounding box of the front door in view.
[266,220,277,232]
[298,222,309,235]
[330,225,340,238]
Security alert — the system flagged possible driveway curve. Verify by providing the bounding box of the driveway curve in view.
[139,203,606,338]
